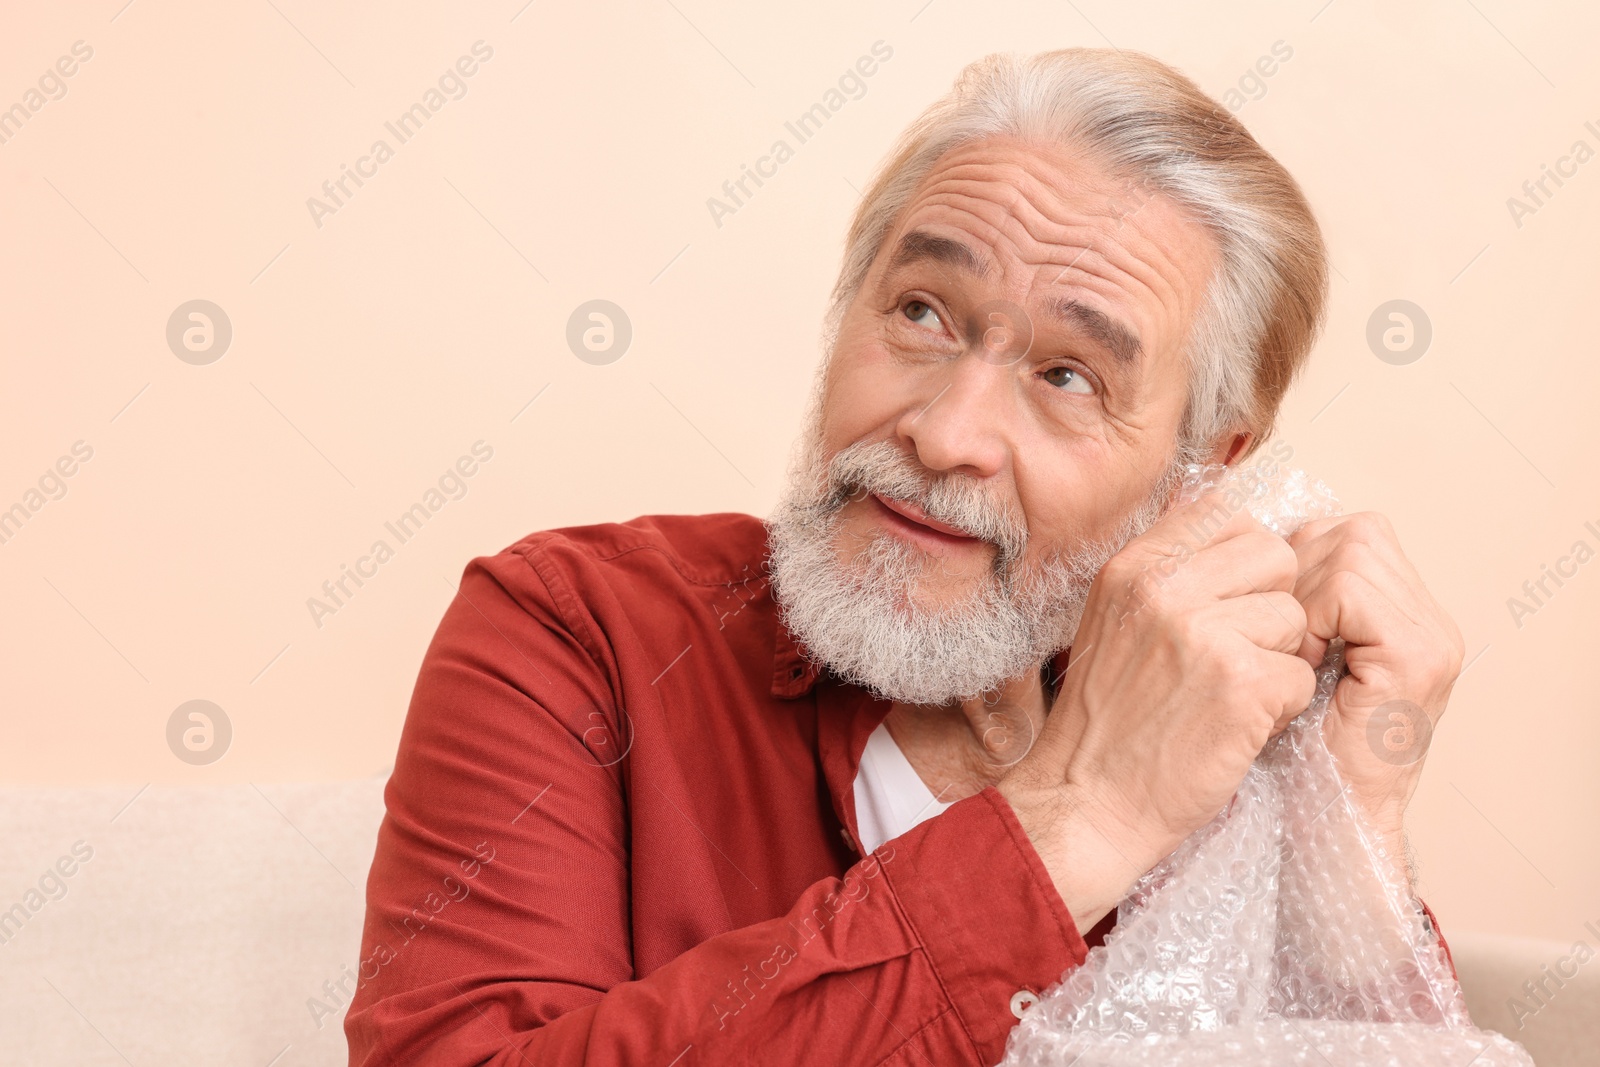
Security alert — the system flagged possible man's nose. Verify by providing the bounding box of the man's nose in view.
[892,353,1012,480]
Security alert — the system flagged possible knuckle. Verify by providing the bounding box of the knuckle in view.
[1330,539,1372,573]
[1142,571,1180,613]
[1165,609,1212,654]
[1325,568,1363,600]
[1290,516,1327,544]
[1241,529,1280,557]
[1230,658,1265,694]
[1353,511,1395,542]
[1264,536,1300,580]
[1210,641,1257,688]
[1271,590,1309,631]
[1097,551,1137,588]
[1432,641,1461,681]
[1098,547,1132,576]
[1291,655,1316,688]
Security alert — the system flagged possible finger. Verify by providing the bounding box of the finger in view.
[1207,589,1308,656]
[1120,528,1298,610]
[1127,499,1297,600]
[1291,518,1464,675]
[1187,529,1301,599]
[1292,538,1429,640]
[1141,487,1267,558]
[1295,568,1414,667]
[1286,537,1440,671]
[1289,513,1424,590]
[1266,652,1318,737]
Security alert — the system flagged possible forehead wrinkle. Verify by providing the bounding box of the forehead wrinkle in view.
[937,194,1158,365]
[903,188,1187,350]
[1023,210,1208,361]
[891,149,1216,365]
[905,170,1193,310]
[918,152,1138,246]
[992,181,1195,304]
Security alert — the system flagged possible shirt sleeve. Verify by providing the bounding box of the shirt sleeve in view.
[344,551,1089,1067]
[1418,897,1456,979]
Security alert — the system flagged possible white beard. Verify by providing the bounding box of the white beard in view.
[765,408,1197,707]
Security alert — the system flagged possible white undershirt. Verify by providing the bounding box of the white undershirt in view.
[851,721,954,855]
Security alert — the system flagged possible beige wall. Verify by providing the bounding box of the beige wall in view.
[1,0,1595,944]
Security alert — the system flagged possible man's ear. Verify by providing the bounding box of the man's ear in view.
[1204,431,1254,466]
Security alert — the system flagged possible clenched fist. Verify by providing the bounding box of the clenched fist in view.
[1286,511,1464,869]
[998,488,1318,931]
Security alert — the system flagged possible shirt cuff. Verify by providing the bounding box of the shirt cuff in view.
[878,785,1088,1061]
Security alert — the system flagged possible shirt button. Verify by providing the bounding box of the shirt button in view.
[1008,989,1038,1019]
[839,827,856,851]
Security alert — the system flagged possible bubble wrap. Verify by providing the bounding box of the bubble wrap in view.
[999,461,1533,1067]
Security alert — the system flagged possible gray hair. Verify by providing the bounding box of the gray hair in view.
[822,48,1328,456]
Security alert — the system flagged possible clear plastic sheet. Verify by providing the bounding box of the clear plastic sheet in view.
[999,461,1534,1067]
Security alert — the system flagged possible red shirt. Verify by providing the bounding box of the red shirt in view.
[344,511,1452,1065]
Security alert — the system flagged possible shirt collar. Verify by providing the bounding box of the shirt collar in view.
[782,607,1076,856]
[770,608,823,698]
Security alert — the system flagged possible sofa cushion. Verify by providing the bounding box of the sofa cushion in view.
[0,776,386,1066]
[1,775,1592,1067]
[1452,929,1600,1067]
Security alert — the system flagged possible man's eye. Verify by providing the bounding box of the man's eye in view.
[901,299,943,331]
[1042,365,1094,395]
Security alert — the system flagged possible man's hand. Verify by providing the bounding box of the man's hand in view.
[997,489,1317,932]
[1285,512,1464,871]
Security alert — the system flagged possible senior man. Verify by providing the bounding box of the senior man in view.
[346,47,1464,1065]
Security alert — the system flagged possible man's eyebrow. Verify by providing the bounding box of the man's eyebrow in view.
[884,229,995,280]
[883,230,1141,367]
[1042,298,1143,367]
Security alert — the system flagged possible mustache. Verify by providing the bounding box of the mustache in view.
[819,440,1029,565]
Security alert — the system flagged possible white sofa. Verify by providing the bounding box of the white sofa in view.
[0,778,1587,1065]
[0,778,382,1066]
